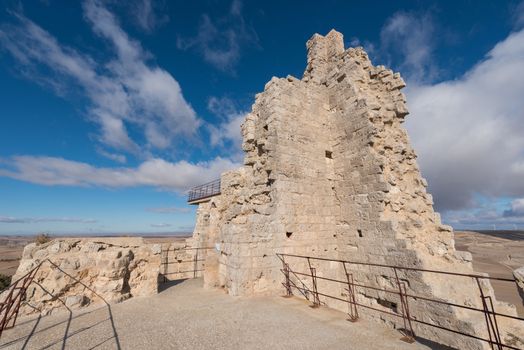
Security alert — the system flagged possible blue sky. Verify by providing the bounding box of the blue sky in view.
[0,0,524,235]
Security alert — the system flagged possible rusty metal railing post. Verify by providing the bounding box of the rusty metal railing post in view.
[475,277,503,350]
[1,260,43,338]
[307,258,320,309]
[274,253,524,349]
[283,262,293,298]
[193,248,199,279]
[342,261,359,322]
[346,273,359,322]
[310,267,320,308]
[486,296,502,349]
[393,268,415,343]
[162,247,168,283]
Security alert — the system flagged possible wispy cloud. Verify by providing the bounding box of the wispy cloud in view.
[504,198,524,218]
[0,0,199,155]
[146,207,191,214]
[0,155,238,192]
[96,147,127,164]
[406,28,524,213]
[151,223,171,228]
[0,216,97,224]
[445,206,524,230]
[129,0,169,33]
[513,0,524,29]
[206,96,245,155]
[379,11,438,83]
[176,0,258,72]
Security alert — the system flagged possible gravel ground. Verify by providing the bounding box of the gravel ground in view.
[0,279,432,350]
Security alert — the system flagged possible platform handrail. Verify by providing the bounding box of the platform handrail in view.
[187,178,221,203]
[0,259,47,338]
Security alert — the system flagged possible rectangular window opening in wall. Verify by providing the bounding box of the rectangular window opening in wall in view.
[325,150,333,159]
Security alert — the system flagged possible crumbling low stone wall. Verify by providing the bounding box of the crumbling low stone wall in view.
[7,238,161,316]
[159,239,209,281]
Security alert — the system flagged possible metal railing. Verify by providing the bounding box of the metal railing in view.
[277,253,524,350]
[187,179,221,203]
[0,258,121,346]
[159,246,215,283]
[0,261,43,338]
[1,246,215,338]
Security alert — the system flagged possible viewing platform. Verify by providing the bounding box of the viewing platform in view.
[187,178,221,204]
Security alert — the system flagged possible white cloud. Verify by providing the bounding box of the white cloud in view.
[513,0,524,29]
[129,0,169,33]
[209,115,244,148]
[0,155,238,192]
[405,28,524,212]
[0,216,97,224]
[348,37,377,58]
[146,207,191,214]
[0,0,199,154]
[206,96,245,151]
[444,208,524,229]
[176,0,258,72]
[380,11,437,82]
[504,198,524,217]
[96,147,127,164]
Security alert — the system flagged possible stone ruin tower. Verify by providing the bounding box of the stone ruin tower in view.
[190,30,523,349]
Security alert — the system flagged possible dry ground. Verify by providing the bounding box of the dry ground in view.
[0,236,32,277]
[454,230,524,315]
[0,278,433,350]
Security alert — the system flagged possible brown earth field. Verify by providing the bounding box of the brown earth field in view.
[1,231,523,314]
[454,230,524,316]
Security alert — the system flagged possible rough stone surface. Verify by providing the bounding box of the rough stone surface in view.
[6,237,161,316]
[515,266,524,304]
[159,239,208,282]
[191,30,524,349]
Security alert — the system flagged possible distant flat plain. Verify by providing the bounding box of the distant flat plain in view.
[1,231,523,314]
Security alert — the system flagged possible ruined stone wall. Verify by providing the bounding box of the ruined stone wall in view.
[192,30,524,349]
[6,238,161,316]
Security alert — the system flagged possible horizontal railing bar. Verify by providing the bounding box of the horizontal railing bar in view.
[161,247,215,252]
[188,193,221,202]
[189,178,221,189]
[277,253,516,282]
[187,178,221,202]
[161,270,204,275]
[286,275,519,349]
[161,259,206,265]
[289,269,524,322]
